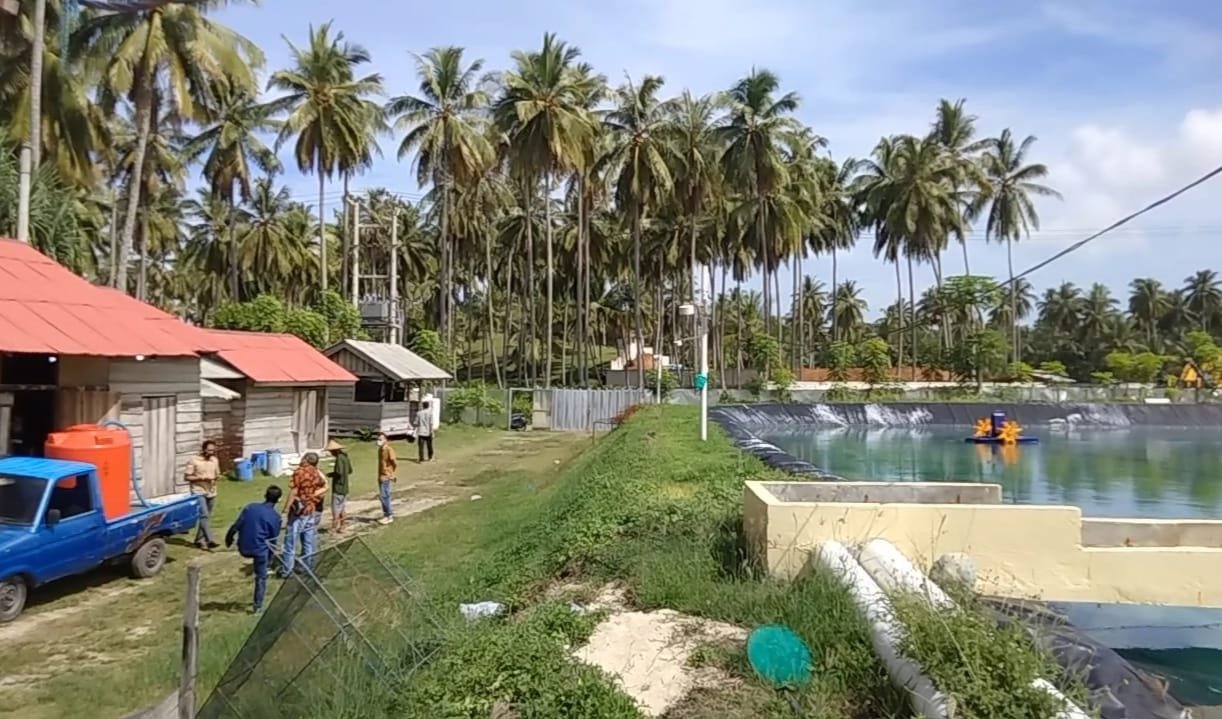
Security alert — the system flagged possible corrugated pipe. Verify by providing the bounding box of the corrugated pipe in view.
[855,538,1091,719]
[813,540,956,719]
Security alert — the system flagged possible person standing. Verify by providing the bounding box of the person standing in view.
[280,452,327,577]
[415,401,435,463]
[225,485,283,613]
[184,440,221,551]
[377,432,397,525]
[326,439,351,534]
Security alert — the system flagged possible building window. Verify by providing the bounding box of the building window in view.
[354,379,406,403]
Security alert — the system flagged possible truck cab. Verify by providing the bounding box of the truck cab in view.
[0,457,202,622]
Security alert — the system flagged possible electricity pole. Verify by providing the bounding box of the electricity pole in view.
[389,206,400,345]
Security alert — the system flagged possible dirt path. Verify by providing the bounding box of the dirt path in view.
[0,429,585,714]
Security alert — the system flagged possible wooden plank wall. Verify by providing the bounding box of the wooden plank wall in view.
[327,387,413,436]
[109,357,202,497]
[240,386,297,456]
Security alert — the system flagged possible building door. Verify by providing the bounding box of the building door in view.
[292,389,321,453]
[141,396,177,498]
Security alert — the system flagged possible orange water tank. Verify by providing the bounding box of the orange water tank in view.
[45,424,133,521]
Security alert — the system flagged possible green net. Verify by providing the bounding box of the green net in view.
[197,537,442,719]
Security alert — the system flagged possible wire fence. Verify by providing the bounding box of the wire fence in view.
[196,537,441,719]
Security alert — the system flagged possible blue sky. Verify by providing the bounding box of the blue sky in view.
[214,0,1222,316]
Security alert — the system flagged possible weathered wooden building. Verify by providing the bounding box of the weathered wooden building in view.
[0,239,216,498]
[202,330,356,461]
[323,339,451,436]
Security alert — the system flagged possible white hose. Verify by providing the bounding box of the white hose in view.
[814,540,955,719]
[854,539,1092,719]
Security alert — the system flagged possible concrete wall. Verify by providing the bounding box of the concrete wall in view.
[744,480,1222,608]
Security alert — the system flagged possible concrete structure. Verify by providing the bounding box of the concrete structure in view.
[323,339,450,437]
[744,480,1222,608]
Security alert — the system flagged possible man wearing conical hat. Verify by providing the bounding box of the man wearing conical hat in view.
[326,439,352,535]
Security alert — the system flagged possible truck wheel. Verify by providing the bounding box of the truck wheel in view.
[0,576,27,623]
[131,538,167,579]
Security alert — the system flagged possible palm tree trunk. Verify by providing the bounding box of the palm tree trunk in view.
[341,175,351,298]
[632,208,645,390]
[735,280,743,376]
[503,239,516,384]
[487,229,502,388]
[895,260,904,374]
[317,171,327,291]
[796,254,804,372]
[908,254,918,382]
[1007,235,1018,363]
[544,173,554,389]
[576,175,586,387]
[136,215,148,301]
[774,262,782,343]
[524,188,536,385]
[718,265,729,389]
[228,214,240,301]
[757,207,770,336]
[560,300,569,385]
[114,71,153,293]
[440,180,452,349]
[831,249,839,342]
[961,238,971,275]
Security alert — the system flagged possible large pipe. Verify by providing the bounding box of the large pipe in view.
[855,539,1091,719]
[813,540,955,719]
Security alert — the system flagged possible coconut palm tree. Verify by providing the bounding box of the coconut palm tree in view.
[979,128,1060,361]
[716,68,799,335]
[811,156,861,349]
[829,281,867,342]
[268,21,383,290]
[387,45,493,348]
[1128,278,1170,350]
[1183,269,1222,332]
[183,84,281,299]
[929,98,987,274]
[493,33,593,387]
[79,0,262,293]
[598,74,675,389]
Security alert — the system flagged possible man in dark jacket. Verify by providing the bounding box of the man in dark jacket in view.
[226,485,284,613]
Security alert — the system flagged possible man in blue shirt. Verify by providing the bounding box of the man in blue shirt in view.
[225,485,284,613]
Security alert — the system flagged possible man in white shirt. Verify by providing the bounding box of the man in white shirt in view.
[415,401,435,463]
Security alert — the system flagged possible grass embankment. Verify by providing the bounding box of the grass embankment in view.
[364,407,1083,718]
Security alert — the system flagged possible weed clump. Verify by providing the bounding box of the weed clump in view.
[892,593,1091,719]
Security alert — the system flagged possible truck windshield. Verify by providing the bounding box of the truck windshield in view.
[0,475,47,525]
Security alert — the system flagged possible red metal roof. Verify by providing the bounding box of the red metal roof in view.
[0,239,216,357]
[205,330,357,385]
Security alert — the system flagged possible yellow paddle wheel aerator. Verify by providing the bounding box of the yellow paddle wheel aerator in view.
[998,420,1023,445]
[973,418,992,438]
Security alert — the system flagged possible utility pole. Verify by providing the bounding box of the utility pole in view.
[350,197,360,308]
[389,206,400,345]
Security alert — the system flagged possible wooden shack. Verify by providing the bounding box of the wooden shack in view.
[323,339,451,437]
[0,239,217,498]
[201,331,357,463]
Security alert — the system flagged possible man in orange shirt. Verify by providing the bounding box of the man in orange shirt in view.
[280,452,327,577]
[377,433,397,525]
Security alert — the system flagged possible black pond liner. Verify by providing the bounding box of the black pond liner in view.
[710,402,1197,718]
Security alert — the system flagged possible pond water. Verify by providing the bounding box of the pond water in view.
[759,426,1222,519]
[757,425,1222,706]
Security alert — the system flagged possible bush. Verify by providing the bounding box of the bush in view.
[644,369,679,400]
[445,382,505,425]
[770,367,794,402]
[744,375,767,399]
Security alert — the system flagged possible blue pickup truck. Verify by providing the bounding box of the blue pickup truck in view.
[0,457,202,622]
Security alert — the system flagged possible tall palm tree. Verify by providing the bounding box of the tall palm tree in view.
[597,75,675,390]
[1183,269,1222,333]
[979,128,1060,361]
[493,33,593,387]
[717,68,799,336]
[183,84,281,299]
[929,98,987,274]
[1128,278,1170,350]
[388,45,493,349]
[812,156,861,348]
[79,0,262,293]
[268,21,383,290]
